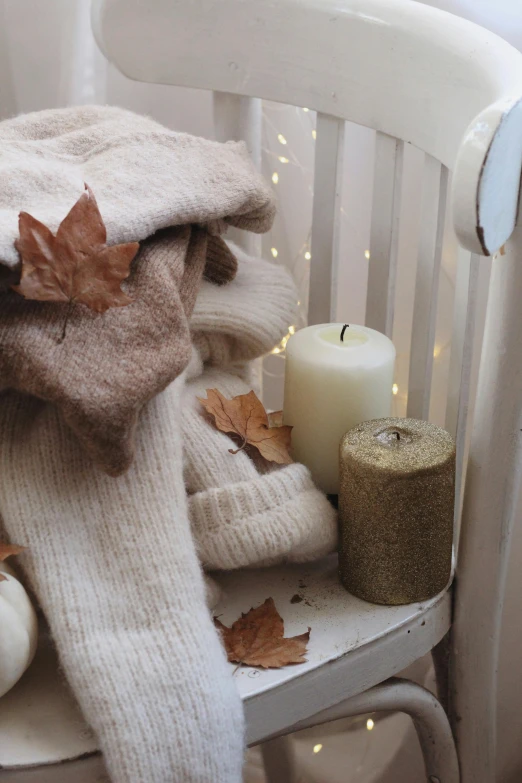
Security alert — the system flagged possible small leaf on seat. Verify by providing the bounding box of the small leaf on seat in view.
[214,597,310,669]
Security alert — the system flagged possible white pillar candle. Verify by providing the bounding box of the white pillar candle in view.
[283,323,396,494]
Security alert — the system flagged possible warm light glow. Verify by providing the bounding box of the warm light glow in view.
[278,156,289,164]
[392,383,399,395]
[433,344,441,358]
[303,107,310,112]
[304,251,312,260]
[288,325,296,335]
[366,718,374,731]
[313,743,323,754]
[271,247,278,258]
[272,172,279,184]
[364,249,371,260]
[277,133,287,145]
[312,129,317,140]
[271,346,281,354]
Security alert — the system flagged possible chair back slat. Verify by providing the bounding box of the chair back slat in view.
[445,250,481,525]
[213,91,262,257]
[308,113,345,325]
[407,157,449,420]
[365,133,404,337]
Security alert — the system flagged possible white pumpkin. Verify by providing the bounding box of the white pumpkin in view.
[0,562,38,698]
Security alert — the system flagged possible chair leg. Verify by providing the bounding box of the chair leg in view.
[432,632,450,712]
[260,735,299,783]
[263,677,459,783]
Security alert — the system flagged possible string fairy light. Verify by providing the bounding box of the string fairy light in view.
[312,129,317,140]
[277,133,287,145]
[313,743,323,754]
[364,249,370,260]
[278,156,289,164]
[270,325,296,355]
[271,247,278,258]
[392,383,399,395]
[366,718,375,731]
[303,107,310,112]
[304,251,311,261]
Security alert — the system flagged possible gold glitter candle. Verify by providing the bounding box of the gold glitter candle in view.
[339,418,455,605]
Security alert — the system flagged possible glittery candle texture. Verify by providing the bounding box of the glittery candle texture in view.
[339,418,455,605]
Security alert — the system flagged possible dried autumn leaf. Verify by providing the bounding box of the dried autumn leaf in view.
[198,389,293,464]
[0,542,26,583]
[12,184,139,337]
[215,597,310,669]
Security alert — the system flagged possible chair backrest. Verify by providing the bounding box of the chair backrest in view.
[92,0,522,776]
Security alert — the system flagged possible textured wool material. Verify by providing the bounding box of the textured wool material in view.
[191,243,299,368]
[0,106,276,474]
[0,381,244,783]
[183,369,338,571]
[0,105,275,281]
[0,226,212,476]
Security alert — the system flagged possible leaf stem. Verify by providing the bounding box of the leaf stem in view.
[58,299,74,344]
[228,437,248,455]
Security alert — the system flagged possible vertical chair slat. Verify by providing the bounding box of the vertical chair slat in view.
[445,250,480,526]
[407,157,449,419]
[308,113,345,325]
[213,92,262,256]
[365,133,404,337]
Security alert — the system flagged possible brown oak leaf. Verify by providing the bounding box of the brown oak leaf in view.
[0,542,26,583]
[215,597,310,669]
[12,184,139,339]
[198,389,293,464]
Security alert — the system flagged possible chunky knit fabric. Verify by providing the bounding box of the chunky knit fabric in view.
[183,369,338,571]
[0,105,275,475]
[191,246,298,368]
[0,105,275,280]
[185,245,337,573]
[0,226,208,476]
[0,381,244,783]
[0,239,335,783]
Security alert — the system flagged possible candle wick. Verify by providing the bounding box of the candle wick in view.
[340,324,350,342]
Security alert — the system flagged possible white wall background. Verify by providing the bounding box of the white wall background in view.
[0,1,521,780]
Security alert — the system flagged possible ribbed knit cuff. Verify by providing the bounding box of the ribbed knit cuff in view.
[189,463,338,571]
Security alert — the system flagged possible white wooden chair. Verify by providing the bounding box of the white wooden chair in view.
[2,1,522,781]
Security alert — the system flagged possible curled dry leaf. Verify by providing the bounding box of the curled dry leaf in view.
[0,542,26,582]
[12,184,139,339]
[198,389,293,464]
[214,597,310,669]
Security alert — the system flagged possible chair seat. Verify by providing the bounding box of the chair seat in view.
[0,556,450,777]
[214,555,451,744]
